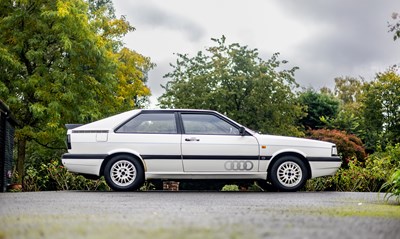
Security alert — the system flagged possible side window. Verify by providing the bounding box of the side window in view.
[181,114,240,135]
[116,113,177,134]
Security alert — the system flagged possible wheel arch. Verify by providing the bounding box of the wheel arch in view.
[99,152,147,177]
[267,152,311,180]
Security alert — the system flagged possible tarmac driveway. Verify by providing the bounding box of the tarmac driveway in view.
[0,191,399,239]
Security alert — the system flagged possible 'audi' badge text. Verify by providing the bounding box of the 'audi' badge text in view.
[224,160,254,171]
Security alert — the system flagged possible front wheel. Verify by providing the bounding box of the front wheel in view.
[104,155,144,191]
[269,156,308,192]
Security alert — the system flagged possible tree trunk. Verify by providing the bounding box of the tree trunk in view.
[17,138,26,185]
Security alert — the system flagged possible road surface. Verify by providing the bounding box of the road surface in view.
[0,191,399,239]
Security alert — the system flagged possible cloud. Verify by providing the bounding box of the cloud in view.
[126,2,206,42]
[113,0,400,99]
[274,0,400,88]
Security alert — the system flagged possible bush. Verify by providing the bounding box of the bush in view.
[382,169,400,203]
[221,184,240,191]
[379,144,400,202]
[307,129,366,166]
[24,160,110,191]
[306,144,400,192]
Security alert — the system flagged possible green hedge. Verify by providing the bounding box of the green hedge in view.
[23,160,110,191]
[306,144,400,197]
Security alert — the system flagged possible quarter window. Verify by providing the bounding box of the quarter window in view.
[181,114,239,135]
[116,113,177,134]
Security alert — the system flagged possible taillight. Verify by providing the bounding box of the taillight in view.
[67,134,71,149]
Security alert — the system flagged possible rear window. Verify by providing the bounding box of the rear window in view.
[116,113,177,134]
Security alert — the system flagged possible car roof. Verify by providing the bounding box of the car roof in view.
[70,109,223,131]
[139,109,218,113]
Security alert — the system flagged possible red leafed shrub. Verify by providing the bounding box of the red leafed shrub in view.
[307,129,367,166]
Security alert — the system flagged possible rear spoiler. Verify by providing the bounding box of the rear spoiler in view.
[65,124,83,130]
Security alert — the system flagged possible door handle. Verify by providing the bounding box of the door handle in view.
[185,137,200,142]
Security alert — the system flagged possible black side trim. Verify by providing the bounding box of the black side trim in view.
[62,154,108,159]
[72,130,109,133]
[307,156,341,162]
[182,155,259,160]
[140,155,264,160]
[62,154,267,161]
[141,155,181,160]
[260,156,272,160]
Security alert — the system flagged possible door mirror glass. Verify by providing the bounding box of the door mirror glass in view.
[239,126,246,136]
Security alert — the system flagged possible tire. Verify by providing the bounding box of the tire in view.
[104,155,144,191]
[269,156,308,192]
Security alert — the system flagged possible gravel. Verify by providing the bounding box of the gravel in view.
[0,191,399,239]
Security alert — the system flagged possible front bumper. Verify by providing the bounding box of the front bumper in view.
[307,156,342,178]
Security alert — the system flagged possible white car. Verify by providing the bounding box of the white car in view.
[62,109,341,191]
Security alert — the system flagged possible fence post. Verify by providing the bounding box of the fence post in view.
[0,100,18,192]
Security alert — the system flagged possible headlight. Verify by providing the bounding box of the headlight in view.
[331,146,338,156]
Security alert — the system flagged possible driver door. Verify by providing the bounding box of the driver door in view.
[180,113,259,172]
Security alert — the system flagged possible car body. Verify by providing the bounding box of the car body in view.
[62,109,341,191]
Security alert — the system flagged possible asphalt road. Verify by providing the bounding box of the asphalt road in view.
[0,191,399,239]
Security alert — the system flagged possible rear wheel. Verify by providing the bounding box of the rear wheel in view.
[270,156,308,192]
[104,155,144,191]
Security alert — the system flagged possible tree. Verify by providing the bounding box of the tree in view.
[334,77,363,104]
[115,47,153,110]
[389,12,400,41]
[321,77,364,136]
[298,89,339,130]
[361,69,400,151]
[0,0,153,182]
[158,36,304,136]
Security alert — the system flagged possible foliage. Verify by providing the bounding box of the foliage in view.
[333,77,364,104]
[23,160,110,191]
[305,162,383,192]
[139,181,156,191]
[307,129,366,166]
[382,169,400,203]
[320,109,362,136]
[306,144,400,192]
[221,184,240,191]
[159,36,304,136]
[0,0,153,181]
[361,69,400,151]
[115,47,153,110]
[321,77,365,135]
[298,89,339,130]
[247,182,264,192]
[389,12,400,41]
[24,141,65,166]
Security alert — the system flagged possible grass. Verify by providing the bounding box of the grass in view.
[0,214,257,239]
[287,202,400,219]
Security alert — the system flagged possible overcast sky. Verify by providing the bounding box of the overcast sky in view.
[113,0,400,107]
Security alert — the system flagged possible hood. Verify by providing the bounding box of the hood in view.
[255,134,335,149]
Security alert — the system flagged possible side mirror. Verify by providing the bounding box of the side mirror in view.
[239,126,246,136]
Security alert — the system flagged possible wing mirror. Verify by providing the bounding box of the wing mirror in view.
[239,126,246,136]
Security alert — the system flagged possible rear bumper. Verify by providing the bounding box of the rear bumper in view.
[61,154,106,176]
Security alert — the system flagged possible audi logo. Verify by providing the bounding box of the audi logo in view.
[224,160,254,171]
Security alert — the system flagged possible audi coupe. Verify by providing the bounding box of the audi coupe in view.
[62,109,341,191]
